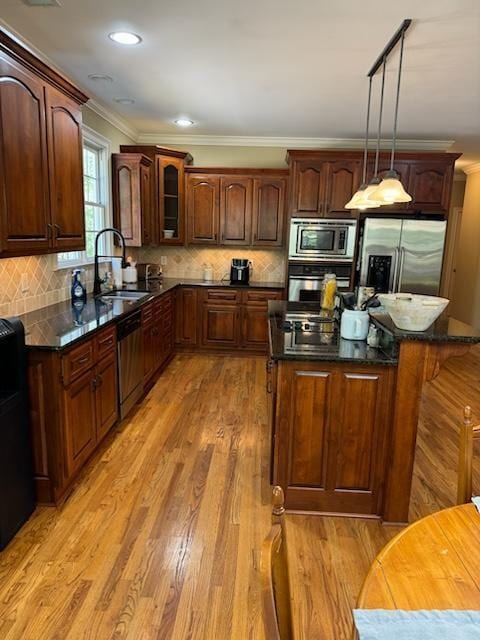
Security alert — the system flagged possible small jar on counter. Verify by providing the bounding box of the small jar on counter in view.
[321,273,337,311]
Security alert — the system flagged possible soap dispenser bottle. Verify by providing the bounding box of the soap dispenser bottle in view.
[71,268,87,305]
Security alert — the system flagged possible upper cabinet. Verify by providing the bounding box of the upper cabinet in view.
[118,145,193,246]
[0,29,88,258]
[289,150,461,219]
[186,169,288,247]
[112,154,153,247]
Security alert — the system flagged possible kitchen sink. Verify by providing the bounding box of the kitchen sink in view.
[99,290,151,302]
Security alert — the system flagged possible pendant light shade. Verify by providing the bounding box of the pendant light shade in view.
[368,169,412,204]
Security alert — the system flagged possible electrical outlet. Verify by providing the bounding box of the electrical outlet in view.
[160,255,167,267]
[21,273,29,294]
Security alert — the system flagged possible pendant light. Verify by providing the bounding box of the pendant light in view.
[368,27,412,204]
[363,55,388,205]
[345,77,381,209]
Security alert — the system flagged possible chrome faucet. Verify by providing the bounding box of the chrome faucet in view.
[93,227,128,296]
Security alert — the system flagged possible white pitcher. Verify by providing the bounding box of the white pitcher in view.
[340,309,370,341]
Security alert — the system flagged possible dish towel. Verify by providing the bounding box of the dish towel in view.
[472,496,480,513]
[353,609,480,639]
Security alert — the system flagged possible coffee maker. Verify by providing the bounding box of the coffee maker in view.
[230,258,252,285]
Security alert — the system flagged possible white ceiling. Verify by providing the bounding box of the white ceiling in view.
[1,0,480,166]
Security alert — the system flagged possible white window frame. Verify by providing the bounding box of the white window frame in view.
[56,125,112,270]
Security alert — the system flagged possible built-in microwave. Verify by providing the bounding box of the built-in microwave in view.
[288,218,357,262]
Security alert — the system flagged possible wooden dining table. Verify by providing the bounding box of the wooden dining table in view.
[357,503,480,610]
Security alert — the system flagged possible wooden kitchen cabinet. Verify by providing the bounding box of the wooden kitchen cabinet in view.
[119,145,193,245]
[176,287,199,346]
[27,324,118,504]
[113,154,154,247]
[186,174,220,244]
[0,30,88,257]
[273,360,395,516]
[288,150,460,218]
[241,289,283,350]
[186,169,288,246]
[219,177,252,245]
[252,177,286,246]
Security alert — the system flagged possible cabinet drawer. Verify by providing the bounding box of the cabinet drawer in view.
[142,301,154,325]
[243,289,283,305]
[62,339,94,385]
[204,288,241,304]
[95,325,116,358]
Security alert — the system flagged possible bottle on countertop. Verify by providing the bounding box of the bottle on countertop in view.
[71,268,87,305]
[321,273,337,311]
[123,256,138,284]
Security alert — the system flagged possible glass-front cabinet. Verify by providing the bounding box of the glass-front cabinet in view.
[157,156,185,245]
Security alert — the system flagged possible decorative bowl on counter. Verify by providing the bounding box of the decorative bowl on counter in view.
[377,294,450,331]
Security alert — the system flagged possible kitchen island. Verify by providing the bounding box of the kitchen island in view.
[268,301,480,524]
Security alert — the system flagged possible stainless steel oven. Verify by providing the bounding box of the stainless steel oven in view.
[288,262,352,302]
[289,218,357,262]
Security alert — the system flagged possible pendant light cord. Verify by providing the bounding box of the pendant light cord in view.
[362,76,373,184]
[373,56,386,177]
[390,29,405,171]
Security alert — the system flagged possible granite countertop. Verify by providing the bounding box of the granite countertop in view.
[268,301,398,365]
[19,278,285,350]
[370,311,480,343]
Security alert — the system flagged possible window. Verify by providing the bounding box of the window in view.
[57,127,111,268]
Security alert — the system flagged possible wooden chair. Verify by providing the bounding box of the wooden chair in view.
[457,405,480,504]
[261,486,294,640]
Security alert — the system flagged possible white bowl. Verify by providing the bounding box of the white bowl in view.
[163,229,175,239]
[377,294,449,332]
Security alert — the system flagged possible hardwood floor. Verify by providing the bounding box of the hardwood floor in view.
[0,350,479,639]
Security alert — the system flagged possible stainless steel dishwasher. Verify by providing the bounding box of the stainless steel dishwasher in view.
[117,310,144,419]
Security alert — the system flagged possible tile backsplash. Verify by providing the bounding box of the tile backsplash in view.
[138,246,286,283]
[0,254,97,318]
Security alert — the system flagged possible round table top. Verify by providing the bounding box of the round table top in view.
[357,503,480,610]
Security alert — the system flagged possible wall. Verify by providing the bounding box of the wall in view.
[139,246,285,283]
[0,106,135,318]
[165,144,288,168]
[449,171,480,325]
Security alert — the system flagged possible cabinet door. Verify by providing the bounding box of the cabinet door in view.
[219,177,252,245]
[0,54,51,255]
[187,175,220,244]
[324,160,362,215]
[113,155,142,246]
[202,304,241,348]
[252,178,286,246]
[291,161,326,217]
[45,86,85,250]
[140,162,154,245]
[175,288,198,345]
[63,369,97,478]
[158,156,185,244]
[95,351,118,442]
[241,305,270,350]
[408,162,452,213]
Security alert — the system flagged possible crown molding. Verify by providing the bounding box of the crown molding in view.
[135,133,455,151]
[463,162,480,175]
[86,100,138,142]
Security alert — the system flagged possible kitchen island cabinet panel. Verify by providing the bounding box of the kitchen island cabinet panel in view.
[0,55,51,255]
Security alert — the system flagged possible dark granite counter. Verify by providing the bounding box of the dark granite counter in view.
[20,278,285,350]
[267,301,398,365]
[370,311,480,344]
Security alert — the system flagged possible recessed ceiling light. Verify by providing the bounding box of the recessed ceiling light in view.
[88,74,114,82]
[114,98,135,105]
[108,31,142,46]
[174,118,195,127]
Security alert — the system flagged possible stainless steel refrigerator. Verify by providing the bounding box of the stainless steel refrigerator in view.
[359,218,447,295]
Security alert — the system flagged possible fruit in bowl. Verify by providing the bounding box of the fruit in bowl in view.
[377,294,449,332]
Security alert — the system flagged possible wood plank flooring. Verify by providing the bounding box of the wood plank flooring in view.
[0,350,479,639]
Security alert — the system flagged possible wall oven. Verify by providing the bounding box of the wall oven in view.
[288,263,352,302]
[289,218,357,262]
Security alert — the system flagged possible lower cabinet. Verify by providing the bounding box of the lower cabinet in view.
[272,360,396,517]
[176,287,199,346]
[202,304,241,348]
[28,324,118,505]
[143,291,175,389]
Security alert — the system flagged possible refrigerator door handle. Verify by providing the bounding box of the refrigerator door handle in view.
[391,247,400,292]
[397,247,406,292]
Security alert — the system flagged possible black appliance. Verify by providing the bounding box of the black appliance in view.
[365,255,392,293]
[0,317,35,550]
[230,258,251,285]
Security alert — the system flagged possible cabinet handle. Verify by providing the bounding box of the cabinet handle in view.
[96,374,103,387]
[91,377,97,391]
[76,355,90,365]
[54,224,61,238]
[46,223,53,239]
